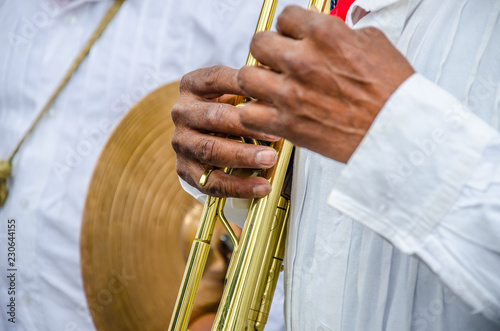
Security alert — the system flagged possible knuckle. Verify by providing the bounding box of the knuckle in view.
[280,77,298,102]
[233,146,249,166]
[211,179,225,197]
[280,5,296,18]
[271,113,290,135]
[204,103,224,129]
[251,32,263,45]
[283,49,306,74]
[238,105,252,126]
[206,177,225,197]
[204,65,225,90]
[363,26,382,37]
[250,31,267,51]
[196,138,218,164]
[210,64,225,74]
[277,5,299,33]
[237,66,252,90]
[175,159,189,181]
[180,71,196,92]
[353,28,379,49]
[207,177,238,198]
[170,102,184,125]
[170,129,184,154]
[276,13,285,32]
[308,18,329,40]
[180,66,230,95]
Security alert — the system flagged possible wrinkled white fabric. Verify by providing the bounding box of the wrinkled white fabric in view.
[0,0,303,330]
[183,0,500,330]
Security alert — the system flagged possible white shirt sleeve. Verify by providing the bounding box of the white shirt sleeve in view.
[328,73,500,323]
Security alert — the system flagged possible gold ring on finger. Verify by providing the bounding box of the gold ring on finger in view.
[198,169,214,187]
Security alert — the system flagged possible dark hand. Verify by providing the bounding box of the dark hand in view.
[171,66,279,198]
[238,6,415,163]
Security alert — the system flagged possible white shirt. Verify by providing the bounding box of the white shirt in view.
[183,0,500,330]
[0,0,301,330]
[296,0,500,329]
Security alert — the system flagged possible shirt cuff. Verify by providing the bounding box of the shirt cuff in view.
[327,73,497,254]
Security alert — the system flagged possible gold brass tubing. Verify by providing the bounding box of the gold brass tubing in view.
[169,240,211,331]
[217,198,239,250]
[246,0,278,67]
[234,0,278,107]
[246,3,328,330]
[308,0,329,12]
[248,196,289,330]
[196,196,220,241]
[324,0,332,13]
[216,167,239,249]
[254,198,290,329]
[168,196,220,331]
[212,140,294,330]
[169,2,329,331]
[272,197,289,261]
[254,258,284,330]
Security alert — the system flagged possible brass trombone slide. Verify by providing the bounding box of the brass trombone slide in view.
[169,1,328,330]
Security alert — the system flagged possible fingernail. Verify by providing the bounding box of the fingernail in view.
[253,183,271,197]
[263,134,280,141]
[256,150,277,167]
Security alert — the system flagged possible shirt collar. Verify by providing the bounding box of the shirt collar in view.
[350,0,401,12]
[346,0,409,44]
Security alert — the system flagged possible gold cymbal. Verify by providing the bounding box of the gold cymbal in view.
[81,81,225,330]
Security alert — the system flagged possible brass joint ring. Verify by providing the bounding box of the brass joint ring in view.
[198,169,214,187]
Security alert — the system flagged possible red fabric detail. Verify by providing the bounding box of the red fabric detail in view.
[330,0,356,22]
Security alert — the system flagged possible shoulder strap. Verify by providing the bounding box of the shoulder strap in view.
[0,0,125,207]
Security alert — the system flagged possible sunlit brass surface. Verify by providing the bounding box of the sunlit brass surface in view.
[213,139,293,331]
[308,0,330,12]
[169,1,328,330]
[247,196,289,331]
[233,0,278,107]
